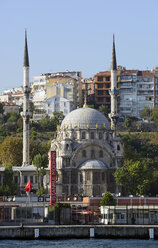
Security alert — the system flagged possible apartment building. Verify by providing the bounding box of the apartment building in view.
[119,70,157,117]
[45,71,82,107]
[31,75,47,112]
[44,96,74,117]
[94,68,158,118]
[94,70,121,111]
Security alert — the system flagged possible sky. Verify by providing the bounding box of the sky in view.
[0,0,158,92]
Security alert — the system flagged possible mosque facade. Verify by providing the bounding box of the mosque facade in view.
[49,105,123,197]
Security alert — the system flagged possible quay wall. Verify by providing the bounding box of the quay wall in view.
[0,225,158,239]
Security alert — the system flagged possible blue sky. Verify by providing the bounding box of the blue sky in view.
[0,0,158,91]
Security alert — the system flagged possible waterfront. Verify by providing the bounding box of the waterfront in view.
[1,239,158,248]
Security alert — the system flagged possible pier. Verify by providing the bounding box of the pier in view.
[0,225,158,239]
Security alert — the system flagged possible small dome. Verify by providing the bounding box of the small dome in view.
[61,107,110,130]
[78,159,108,170]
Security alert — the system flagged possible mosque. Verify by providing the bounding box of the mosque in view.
[0,32,124,197]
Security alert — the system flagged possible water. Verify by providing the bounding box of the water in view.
[0,239,158,248]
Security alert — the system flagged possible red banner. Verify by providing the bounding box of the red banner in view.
[50,151,56,205]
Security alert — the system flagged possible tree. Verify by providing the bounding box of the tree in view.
[0,165,18,196]
[7,111,19,123]
[39,115,56,131]
[99,192,115,206]
[152,107,158,123]
[0,103,4,114]
[0,136,22,166]
[36,187,46,196]
[140,106,152,122]
[114,159,152,196]
[99,105,109,117]
[33,153,48,189]
[123,116,136,132]
[29,101,35,114]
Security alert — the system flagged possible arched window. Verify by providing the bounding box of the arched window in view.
[99,132,103,139]
[117,145,120,151]
[66,144,69,151]
[99,150,103,158]
[91,149,95,159]
[74,132,77,139]
[82,150,86,157]
[82,132,86,139]
[91,132,94,139]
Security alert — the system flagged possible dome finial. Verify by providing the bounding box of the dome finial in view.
[83,94,88,108]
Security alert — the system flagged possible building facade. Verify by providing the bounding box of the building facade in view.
[44,96,74,117]
[119,69,158,117]
[49,106,123,197]
[94,70,121,112]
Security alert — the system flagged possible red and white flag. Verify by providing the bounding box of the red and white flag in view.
[25,179,32,192]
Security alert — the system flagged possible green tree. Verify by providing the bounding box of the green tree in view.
[29,100,35,114]
[17,117,23,129]
[123,116,136,132]
[99,192,115,206]
[36,187,46,196]
[33,153,48,189]
[0,103,4,114]
[0,136,22,166]
[99,105,109,117]
[7,111,19,123]
[39,115,56,131]
[140,106,152,122]
[152,107,158,123]
[0,165,18,196]
[114,159,152,196]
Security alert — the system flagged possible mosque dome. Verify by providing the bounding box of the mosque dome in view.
[78,159,108,170]
[61,107,110,130]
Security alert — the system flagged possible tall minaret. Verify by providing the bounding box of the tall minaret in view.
[22,30,30,166]
[109,34,119,137]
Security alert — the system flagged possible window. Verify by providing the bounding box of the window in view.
[24,176,27,184]
[97,91,104,96]
[82,150,86,157]
[74,132,77,139]
[35,176,38,184]
[91,149,95,159]
[80,173,83,183]
[14,176,18,184]
[66,144,69,151]
[86,171,90,180]
[98,76,103,81]
[102,172,105,181]
[117,145,120,151]
[30,176,33,183]
[99,150,103,158]
[106,83,110,88]
[82,132,86,139]
[98,98,103,102]
[91,132,94,139]
[98,83,103,88]
[106,76,110,81]
[99,132,102,139]
[63,158,70,167]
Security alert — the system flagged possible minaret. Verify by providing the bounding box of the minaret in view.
[109,34,119,137]
[22,30,30,166]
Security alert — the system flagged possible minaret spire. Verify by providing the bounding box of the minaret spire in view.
[23,30,29,67]
[22,30,30,166]
[109,34,119,137]
[111,34,117,71]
